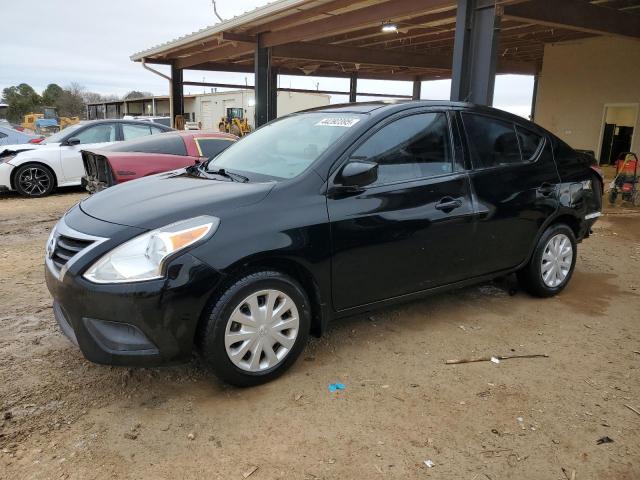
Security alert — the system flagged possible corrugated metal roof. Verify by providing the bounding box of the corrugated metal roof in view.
[130,0,315,61]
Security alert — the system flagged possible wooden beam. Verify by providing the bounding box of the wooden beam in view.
[272,42,452,70]
[221,32,256,43]
[319,10,457,46]
[504,0,640,39]
[261,0,456,47]
[176,43,254,69]
[248,0,361,34]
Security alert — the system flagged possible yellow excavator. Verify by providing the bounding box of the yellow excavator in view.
[218,108,251,137]
[22,107,79,135]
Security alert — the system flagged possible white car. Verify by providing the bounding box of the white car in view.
[0,120,172,197]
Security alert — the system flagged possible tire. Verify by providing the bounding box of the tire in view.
[230,124,241,137]
[517,224,577,298]
[198,271,311,387]
[14,163,55,198]
[608,189,617,205]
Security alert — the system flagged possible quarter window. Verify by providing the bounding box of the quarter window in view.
[352,112,453,185]
[516,126,544,161]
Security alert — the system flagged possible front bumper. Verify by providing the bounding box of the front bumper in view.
[0,162,14,191]
[45,209,223,367]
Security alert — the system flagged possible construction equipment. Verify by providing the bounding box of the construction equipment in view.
[608,152,639,206]
[21,107,79,135]
[218,108,251,137]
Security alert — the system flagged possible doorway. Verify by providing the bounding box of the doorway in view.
[598,104,638,165]
[200,101,213,130]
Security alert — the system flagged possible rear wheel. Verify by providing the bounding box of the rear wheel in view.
[14,163,55,198]
[517,224,577,297]
[198,271,311,387]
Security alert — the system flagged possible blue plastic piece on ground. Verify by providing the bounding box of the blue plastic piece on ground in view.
[328,383,346,392]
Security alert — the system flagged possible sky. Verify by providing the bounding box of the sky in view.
[0,0,534,117]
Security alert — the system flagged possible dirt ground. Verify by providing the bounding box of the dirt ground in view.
[1,186,639,480]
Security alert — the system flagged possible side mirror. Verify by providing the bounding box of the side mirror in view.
[338,160,378,189]
[66,137,81,146]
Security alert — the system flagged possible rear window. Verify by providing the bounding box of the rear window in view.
[196,138,234,158]
[104,134,187,156]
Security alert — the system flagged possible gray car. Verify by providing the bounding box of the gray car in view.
[0,124,42,147]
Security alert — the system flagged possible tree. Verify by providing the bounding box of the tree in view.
[42,83,64,106]
[124,90,153,100]
[1,84,42,123]
[55,82,87,118]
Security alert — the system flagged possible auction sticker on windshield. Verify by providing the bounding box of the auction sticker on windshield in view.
[315,118,360,127]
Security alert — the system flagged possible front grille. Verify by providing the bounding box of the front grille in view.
[51,234,94,272]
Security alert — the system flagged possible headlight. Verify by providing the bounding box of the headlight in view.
[83,216,219,283]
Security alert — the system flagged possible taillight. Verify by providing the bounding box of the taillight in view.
[28,137,44,144]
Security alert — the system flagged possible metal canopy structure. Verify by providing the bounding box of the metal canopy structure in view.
[130,0,640,126]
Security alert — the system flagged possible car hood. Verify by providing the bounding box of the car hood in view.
[80,169,275,229]
[1,142,61,158]
[0,143,41,156]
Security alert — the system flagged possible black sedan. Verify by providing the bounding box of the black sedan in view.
[45,101,603,386]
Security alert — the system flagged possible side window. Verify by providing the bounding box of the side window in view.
[150,125,166,135]
[0,132,7,139]
[516,125,544,161]
[352,112,452,185]
[74,123,117,144]
[122,124,153,140]
[196,138,234,158]
[462,114,520,168]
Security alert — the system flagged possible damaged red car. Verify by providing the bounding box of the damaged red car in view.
[81,131,237,193]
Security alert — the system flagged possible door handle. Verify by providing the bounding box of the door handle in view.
[537,182,556,196]
[435,196,462,212]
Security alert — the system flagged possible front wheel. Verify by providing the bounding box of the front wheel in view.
[517,224,577,297]
[198,271,311,387]
[14,163,55,197]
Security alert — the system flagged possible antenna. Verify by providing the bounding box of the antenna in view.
[212,0,224,22]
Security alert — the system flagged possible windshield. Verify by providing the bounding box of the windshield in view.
[42,123,84,144]
[208,112,363,180]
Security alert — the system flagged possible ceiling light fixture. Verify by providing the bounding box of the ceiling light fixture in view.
[381,22,398,33]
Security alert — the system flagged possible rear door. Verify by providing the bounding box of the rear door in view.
[328,110,475,311]
[460,112,560,275]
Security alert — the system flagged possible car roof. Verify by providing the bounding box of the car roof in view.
[303,100,527,123]
[172,130,237,140]
[79,119,173,129]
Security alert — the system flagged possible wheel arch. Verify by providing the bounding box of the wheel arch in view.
[10,160,59,190]
[196,256,326,346]
[520,212,583,270]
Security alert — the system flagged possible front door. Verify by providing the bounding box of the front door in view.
[328,111,474,311]
[60,122,118,183]
[460,112,560,276]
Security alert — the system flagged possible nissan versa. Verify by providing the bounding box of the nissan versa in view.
[45,101,603,386]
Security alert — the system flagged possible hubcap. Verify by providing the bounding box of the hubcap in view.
[541,233,573,288]
[19,167,50,196]
[224,289,299,372]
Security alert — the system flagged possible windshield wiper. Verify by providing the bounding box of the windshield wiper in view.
[207,168,249,183]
